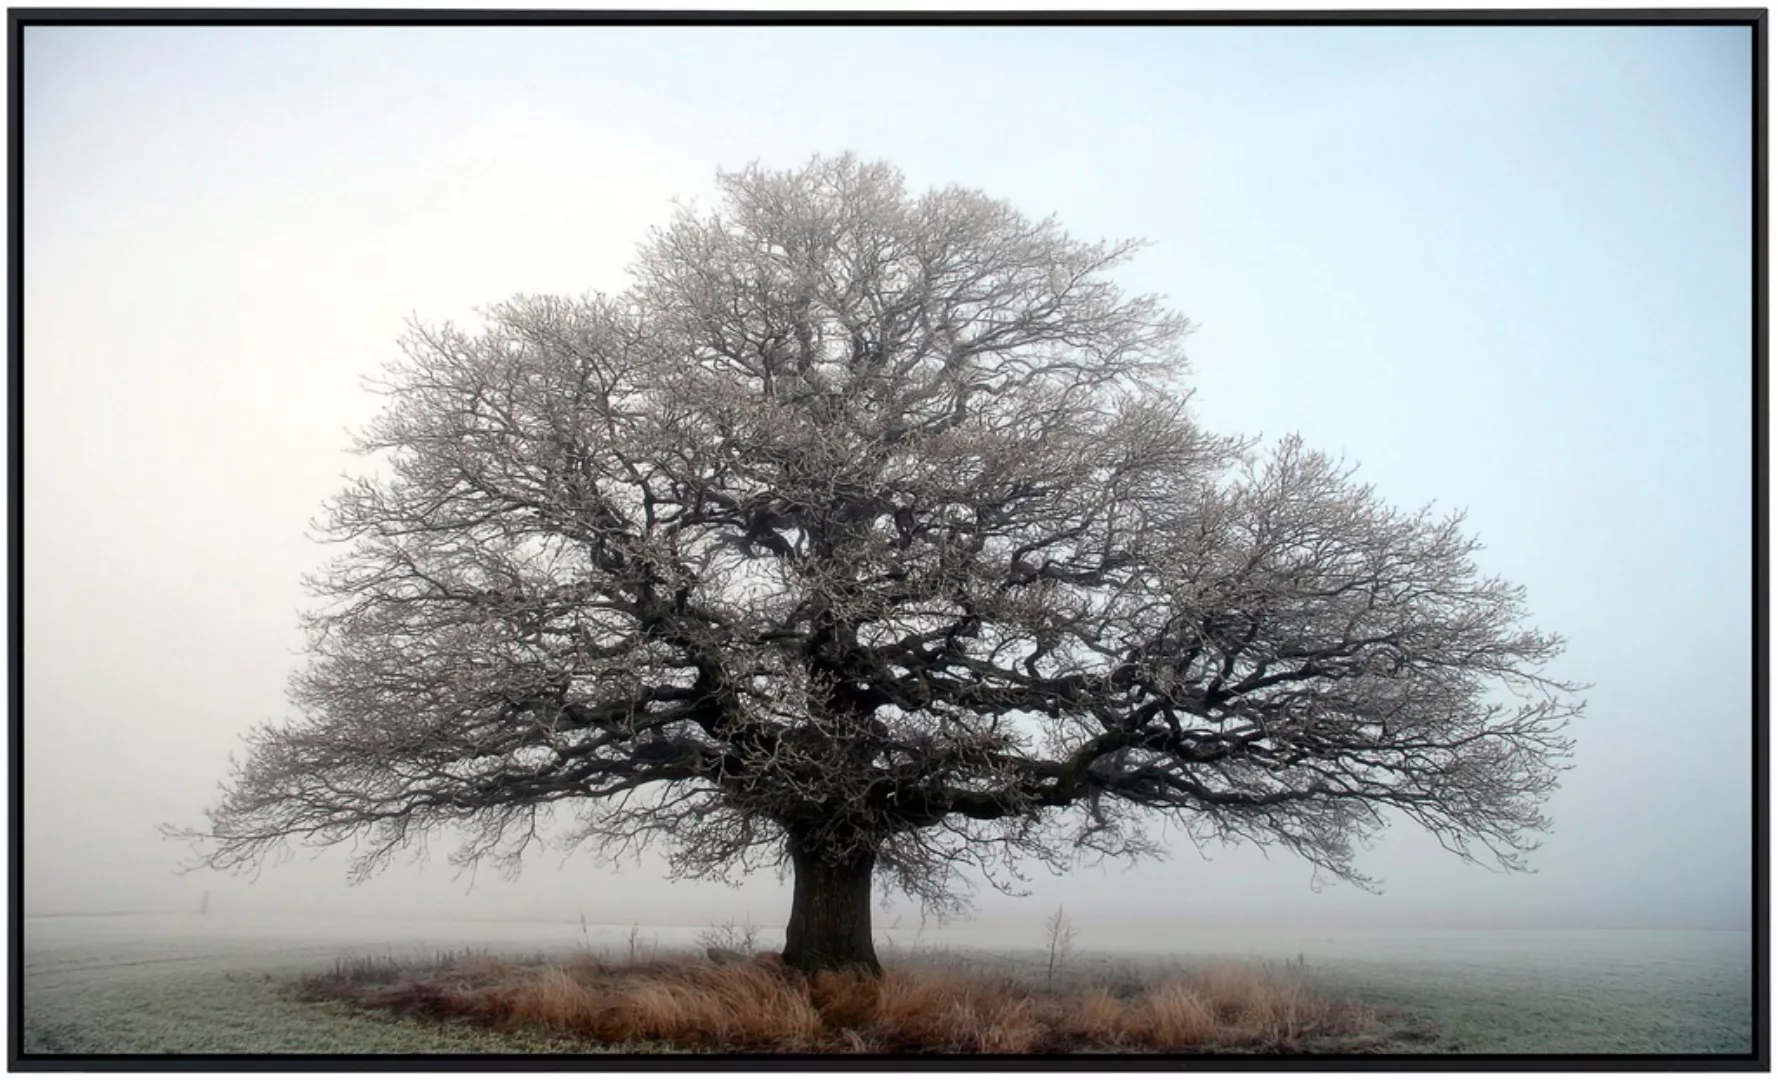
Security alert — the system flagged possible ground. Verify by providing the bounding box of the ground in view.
[18,915,1754,1057]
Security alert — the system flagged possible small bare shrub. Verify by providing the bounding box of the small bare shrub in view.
[1042,905,1077,993]
[697,915,762,956]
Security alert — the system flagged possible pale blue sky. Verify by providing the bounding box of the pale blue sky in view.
[25,24,1754,930]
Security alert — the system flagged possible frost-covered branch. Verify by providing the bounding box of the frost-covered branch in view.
[172,155,1582,915]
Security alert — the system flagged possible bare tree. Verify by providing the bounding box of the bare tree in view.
[167,156,1582,976]
[1043,905,1077,992]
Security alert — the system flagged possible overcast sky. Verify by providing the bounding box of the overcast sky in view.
[24,24,1753,933]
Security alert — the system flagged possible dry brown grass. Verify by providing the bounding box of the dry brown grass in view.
[1059,985,1131,1046]
[299,948,1390,1054]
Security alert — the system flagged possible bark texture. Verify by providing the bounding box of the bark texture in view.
[781,844,881,976]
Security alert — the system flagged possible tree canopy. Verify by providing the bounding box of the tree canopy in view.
[175,155,1582,973]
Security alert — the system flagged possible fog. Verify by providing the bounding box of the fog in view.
[24,25,1753,935]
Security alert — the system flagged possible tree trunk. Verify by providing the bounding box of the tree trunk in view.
[781,843,881,976]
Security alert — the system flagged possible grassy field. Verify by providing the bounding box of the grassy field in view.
[22,967,592,1055]
[1307,959,1754,1054]
[20,915,1754,1057]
